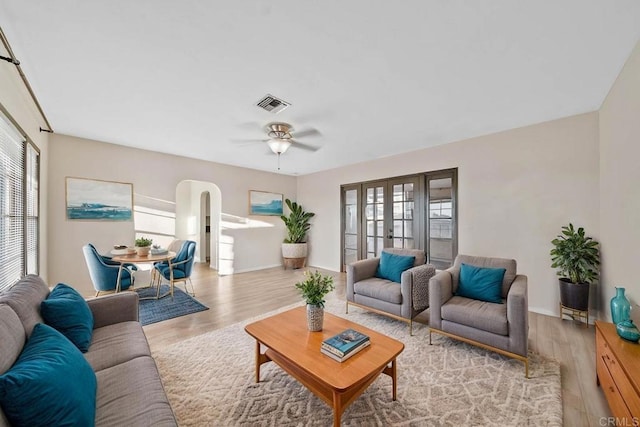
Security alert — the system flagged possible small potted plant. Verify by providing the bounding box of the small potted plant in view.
[550,223,599,313]
[295,270,335,331]
[280,199,315,269]
[135,236,153,256]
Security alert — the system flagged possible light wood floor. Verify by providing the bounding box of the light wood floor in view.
[143,264,610,426]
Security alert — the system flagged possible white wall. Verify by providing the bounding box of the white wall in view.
[298,113,600,318]
[48,133,295,296]
[0,55,49,281]
[599,40,640,324]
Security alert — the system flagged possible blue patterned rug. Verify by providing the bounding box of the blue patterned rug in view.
[136,285,209,326]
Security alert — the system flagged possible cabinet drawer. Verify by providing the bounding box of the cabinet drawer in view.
[600,342,640,418]
[597,353,634,421]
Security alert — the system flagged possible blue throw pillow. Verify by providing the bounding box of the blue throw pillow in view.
[40,283,94,352]
[456,263,506,304]
[375,252,415,283]
[0,323,97,426]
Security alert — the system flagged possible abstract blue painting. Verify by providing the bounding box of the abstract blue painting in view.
[66,177,133,221]
[249,190,283,216]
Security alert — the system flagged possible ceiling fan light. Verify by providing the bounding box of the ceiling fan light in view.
[267,138,291,154]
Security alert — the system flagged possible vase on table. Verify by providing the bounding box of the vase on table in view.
[616,319,640,343]
[306,304,324,332]
[610,287,631,325]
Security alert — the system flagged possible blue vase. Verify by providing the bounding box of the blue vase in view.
[610,287,631,324]
[616,320,640,343]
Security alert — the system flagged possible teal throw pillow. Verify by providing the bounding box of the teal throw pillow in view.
[0,323,97,427]
[375,252,415,283]
[41,283,94,352]
[456,263,506,304]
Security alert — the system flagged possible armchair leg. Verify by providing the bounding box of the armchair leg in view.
[524,358,529,379]
[409,319,413,336]
[428,330,432,345]
[345,301,349,314]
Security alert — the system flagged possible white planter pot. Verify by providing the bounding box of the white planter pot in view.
[281,243,308,259]
[135,246,151,256]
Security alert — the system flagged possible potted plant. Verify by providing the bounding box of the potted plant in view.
[550,223,599,312]
[295,270,335,331]
[135,236,153,256]
[280,198,315,269]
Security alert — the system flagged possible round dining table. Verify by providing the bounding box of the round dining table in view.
[111,251,176,298]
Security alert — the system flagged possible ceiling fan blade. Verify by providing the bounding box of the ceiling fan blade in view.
[293,127,322,139]
[291,140,320,152]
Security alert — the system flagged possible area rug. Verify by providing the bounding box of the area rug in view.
[153,300,562,426]
[136,285,208,326]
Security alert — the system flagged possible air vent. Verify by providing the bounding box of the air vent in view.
[256,94,291,114]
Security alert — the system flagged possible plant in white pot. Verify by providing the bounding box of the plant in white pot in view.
[280,198,315,269]
[295,270,335,331]
[134,236,153,256]
[550,223,599,313]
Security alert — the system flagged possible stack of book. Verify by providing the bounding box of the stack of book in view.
[321,328,370,362]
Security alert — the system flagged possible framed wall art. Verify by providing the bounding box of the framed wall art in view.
[66,177,133,221]
[249,190,283,216]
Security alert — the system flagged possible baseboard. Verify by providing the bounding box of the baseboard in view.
[224,264,282,275]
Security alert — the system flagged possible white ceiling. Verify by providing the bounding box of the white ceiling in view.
[1,1,639,175]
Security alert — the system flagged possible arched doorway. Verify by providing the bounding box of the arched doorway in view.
[175,180,221,271]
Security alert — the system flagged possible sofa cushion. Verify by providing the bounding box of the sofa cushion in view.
[85,321,152,372]
[0,305,25,375]
[354,277,402,304]
[0,323,97,426]
[0,275,49,337]
[441,296,508,335]
[456,263,505,304]
[95,356,176,426]
[375,251,415,283]
[41,283,94,352]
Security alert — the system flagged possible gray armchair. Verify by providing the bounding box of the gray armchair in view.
[429,254,529,377]
[346,248,436,335]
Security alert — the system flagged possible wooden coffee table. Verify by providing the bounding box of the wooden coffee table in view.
[244,306,404,427]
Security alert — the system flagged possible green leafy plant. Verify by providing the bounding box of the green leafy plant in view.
[550,223,600,284]
[135,236,153,247]
[280,198,315,243]
[295,270,335,307]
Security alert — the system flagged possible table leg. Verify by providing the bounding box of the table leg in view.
[391,359,397,401]
[255,341,261,383]
[332,392,342,427]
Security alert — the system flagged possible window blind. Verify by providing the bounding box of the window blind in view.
[0,113,26,291]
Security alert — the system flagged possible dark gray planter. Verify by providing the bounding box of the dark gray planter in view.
[559,277,590,311]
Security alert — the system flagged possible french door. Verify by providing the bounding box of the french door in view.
[340,169,456,271]
[362,176,423,258]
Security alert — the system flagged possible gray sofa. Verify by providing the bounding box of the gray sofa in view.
[0,275,177,426]
[428,255,529,377]
[346,248,436,334]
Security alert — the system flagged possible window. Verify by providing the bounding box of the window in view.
[0,112,39,291]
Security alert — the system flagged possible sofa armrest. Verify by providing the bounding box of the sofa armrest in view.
[400,264,436,312]
[506,274,528,357]
[428,269,454,330]
[346,258,380,301]
[87,292,139,329]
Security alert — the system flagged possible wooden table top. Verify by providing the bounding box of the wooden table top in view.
[111,251,176,264]
[245,306,404,391]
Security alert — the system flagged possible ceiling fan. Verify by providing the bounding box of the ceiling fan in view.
[232,122,321,170]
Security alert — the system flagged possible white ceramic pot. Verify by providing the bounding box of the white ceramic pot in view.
[135,246,151,256]
[282,242,308,259]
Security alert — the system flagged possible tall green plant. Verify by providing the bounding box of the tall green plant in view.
[295,270,335,307]
[550,223,600,284]
[280,198,315,243]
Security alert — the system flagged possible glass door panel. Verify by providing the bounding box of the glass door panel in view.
[341,186,360,270]
[363,184,385,258]
[387,179,421,250]
[427,171,457,269]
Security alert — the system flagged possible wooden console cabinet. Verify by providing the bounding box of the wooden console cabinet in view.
[595,321,640,423]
